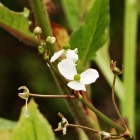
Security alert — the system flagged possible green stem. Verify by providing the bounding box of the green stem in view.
[29,0,53,37]
[29,0,56,55]
[79,95,125,133]
[122,0,138,135]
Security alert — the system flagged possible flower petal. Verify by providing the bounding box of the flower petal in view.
[63,127,67,135]
[68,81,86,91]
[58,59,77,80]
[50,49,64,62]
[24,98,29,117]
[66,49,78,63]
[80,69,99,84]
[74,48,78,53]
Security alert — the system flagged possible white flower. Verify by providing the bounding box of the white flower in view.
[46,36,56,44]
[50,44,78,63]
[58,59,99,91]
[55,118,68,135]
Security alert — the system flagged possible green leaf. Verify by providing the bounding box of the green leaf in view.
[70,0,109,66]
[10,99,55,140]
[61,0,79,30]
[0,3,37,45]
[0,130,12,140]
[0,118,16,131]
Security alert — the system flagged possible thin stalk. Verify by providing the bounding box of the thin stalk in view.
[112,75,126,129]
[123,0,138,134]
[29,93,76,98]
[67,124,100,133]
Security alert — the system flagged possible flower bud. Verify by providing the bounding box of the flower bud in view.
[62,44,71,50]
[41,42,47,50]
[110,60,123,75]
[101,132,111,140]
[38,46,45,54]
[43,51,49,60]
[18,86,30,99]
[33,26,42,35]
[18,92,30,99]
[46,36,56,44]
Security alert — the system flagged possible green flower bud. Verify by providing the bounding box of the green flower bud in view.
[38,46,45,54]
[46,36,56,44]
[41,42,47,50]
[74,74,81,81]
[62,44,71,50]
[33,26,42,35]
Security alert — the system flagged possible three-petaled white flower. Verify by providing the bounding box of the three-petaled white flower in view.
[58,59,99,91]
[50,44,78,63]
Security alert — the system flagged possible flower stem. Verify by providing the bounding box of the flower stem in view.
[29,0,56,55]
[67,124,100,133]
[112,75,126,129]
[29,93,76,99]
[78,93,125,133]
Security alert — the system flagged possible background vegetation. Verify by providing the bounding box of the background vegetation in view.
[0,0,140,139]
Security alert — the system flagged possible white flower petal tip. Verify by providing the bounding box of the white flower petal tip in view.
[66,49,78,63]
[58,59,77,80]
[24,107,29,118]
[68,81,86,91]
[51,47,78,63]
[24,98,29,118]
[80,69,99,84]
[50,50,64,62]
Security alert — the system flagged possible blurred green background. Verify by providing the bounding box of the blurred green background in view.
[0,0,140,139]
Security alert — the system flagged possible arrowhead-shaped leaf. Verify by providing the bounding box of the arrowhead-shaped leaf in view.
[0,3,37,45]
[70,0,109,66]
[10,99,55,140]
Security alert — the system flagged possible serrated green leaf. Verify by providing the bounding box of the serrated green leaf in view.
[0,118,16,131]
[70,0,109,66]
[0,3,37,45]
[10,99,55,140]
